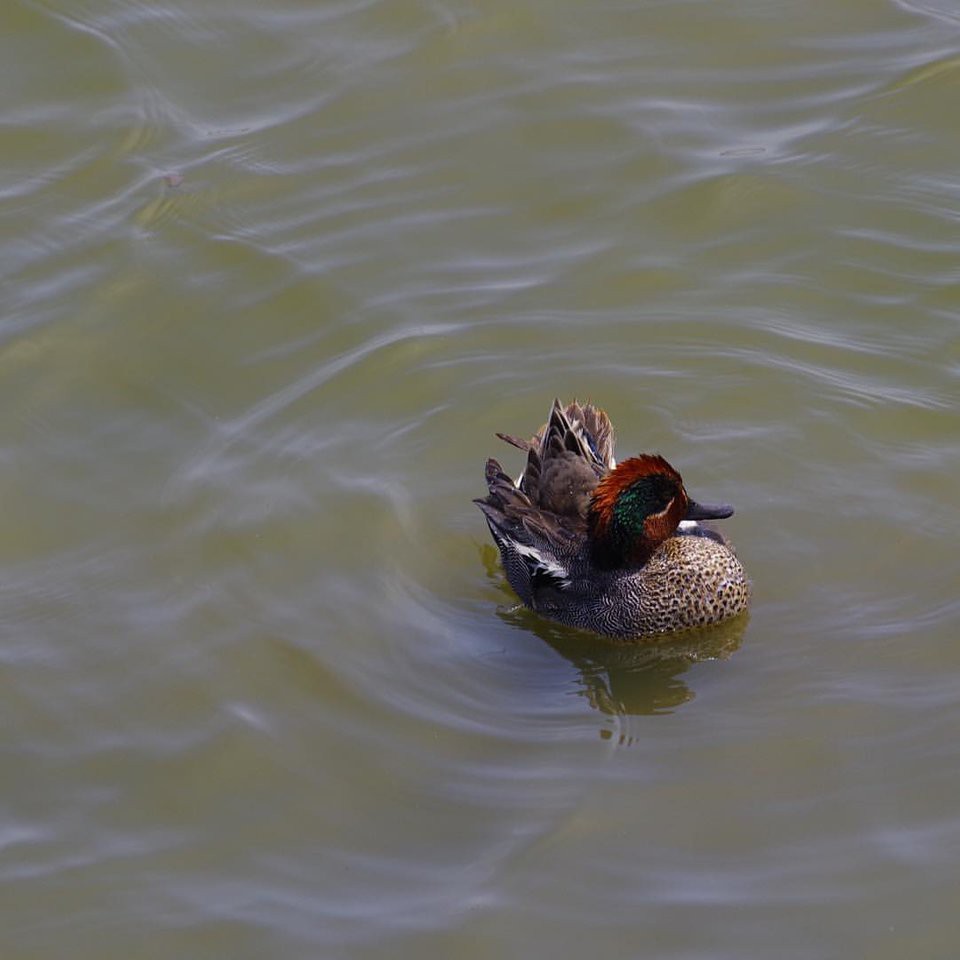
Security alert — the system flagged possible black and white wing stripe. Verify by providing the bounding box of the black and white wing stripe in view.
[510,542,571,593]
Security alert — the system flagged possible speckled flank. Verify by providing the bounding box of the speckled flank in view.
[564,536,749,639]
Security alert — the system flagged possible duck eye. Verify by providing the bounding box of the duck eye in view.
[655,494,677,516]
[641,475,677,514]
[614,474,678,525]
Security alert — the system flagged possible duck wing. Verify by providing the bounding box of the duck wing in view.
[478,399,618,605]
[520,398,613,520]
[474,458,582,604]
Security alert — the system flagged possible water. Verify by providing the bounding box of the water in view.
[2,0,959,956]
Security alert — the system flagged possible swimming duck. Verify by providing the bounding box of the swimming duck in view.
[475,399,750,639]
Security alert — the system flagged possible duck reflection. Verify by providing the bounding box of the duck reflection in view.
[498,605,747,716]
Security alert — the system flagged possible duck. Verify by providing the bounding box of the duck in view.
[475,399,750,639]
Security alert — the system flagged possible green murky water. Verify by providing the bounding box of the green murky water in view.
[3,1,959,956]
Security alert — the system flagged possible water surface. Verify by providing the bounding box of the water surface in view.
[2,0,960,957]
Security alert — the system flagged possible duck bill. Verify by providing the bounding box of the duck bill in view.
[685,498,734,521]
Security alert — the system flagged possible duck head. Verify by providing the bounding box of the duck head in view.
[587,454,733,569]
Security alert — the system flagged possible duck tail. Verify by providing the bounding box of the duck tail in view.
[473,458,530,529]
[538,398,613,472]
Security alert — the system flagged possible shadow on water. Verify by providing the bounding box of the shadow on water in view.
[481,545,748,717]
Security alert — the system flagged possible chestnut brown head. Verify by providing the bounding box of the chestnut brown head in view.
[587,454,733,569]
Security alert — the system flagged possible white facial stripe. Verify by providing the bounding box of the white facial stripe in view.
[647,495,677,522]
